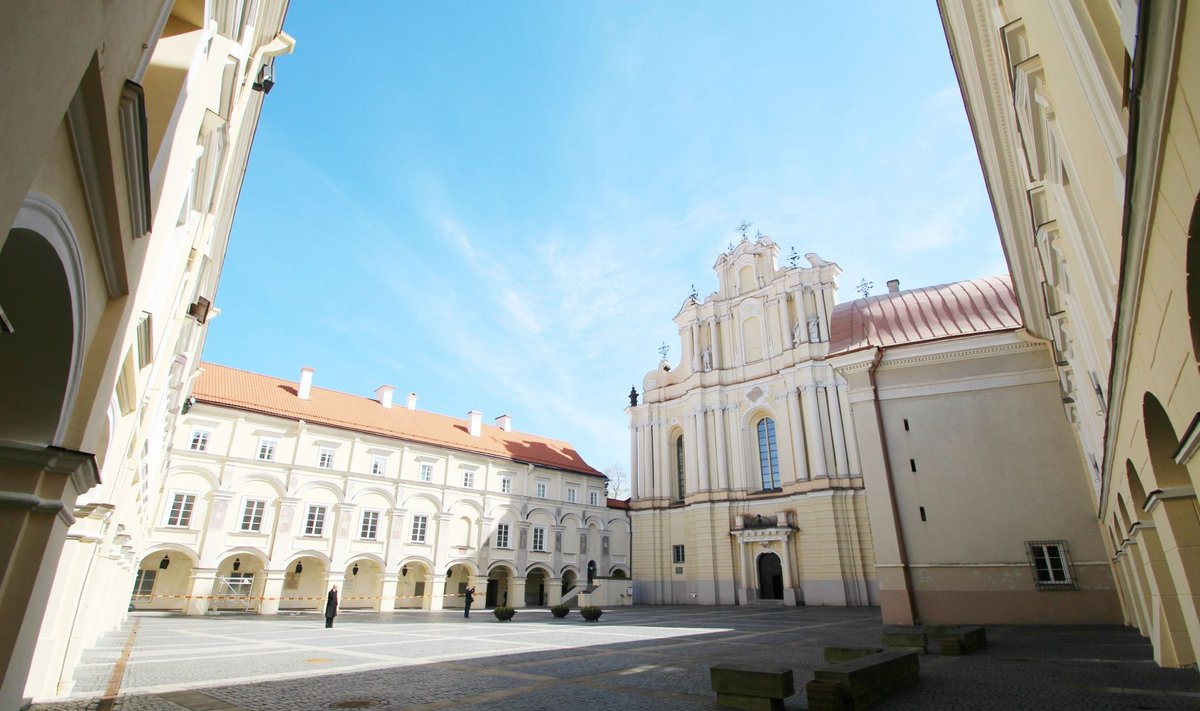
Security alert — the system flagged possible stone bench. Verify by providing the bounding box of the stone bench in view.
[934,625,987,655]
[805,649,920,711]
[881,625,927,653]
[710,663,795,711]
[823,647,884,664]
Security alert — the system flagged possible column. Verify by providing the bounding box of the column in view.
[777,295,791,350]
[330,503,357,569]
[379,573,399,612]
[825,386,849,476]
[184,568,218,615]
[657,419,671,500]
[690,323,701,371]
[728,405,745,490]
[198,492,235,562]
[801,384,828,477]
[509,577,527,608]
[696,408,710,492]
[707,317,721,369]
[268,498,300,563]
[714,405,730,490]
[545,578,563,606]
[427,574,446,611]
[839,383,861,475]
[258,570,286,615]
[384,509,407,570]
[684,415,700,496]
[630,424,640,500]
[778,540,798,606]
[787,388,809,481]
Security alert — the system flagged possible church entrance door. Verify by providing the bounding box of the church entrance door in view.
[757,553,784,600]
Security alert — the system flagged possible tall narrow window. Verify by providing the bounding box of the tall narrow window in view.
[304,505,327,536]
[567,487,577,503]
[240,498,266,532]
[165,493,196,527]
[371,455,387,476]
[360,510,380,540]
[411,514,429,543]
[757,417,780,490]
[532,526,547,551]
[536,481,547,498]
[256,437,277,461]
[496,522,511,548]
[1027,541,1075,589]
[501,477,513,494]
[317,447,335,469]
[675,435,686,499]
[462,469,475,488]
[589,490,599,506]
[189,429,210,452]
[418,463,433,482]
[673,544,686,564]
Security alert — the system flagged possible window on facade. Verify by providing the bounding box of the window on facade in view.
[189,429,210,452]
[532,526,547,552]
[536,481,547,498]
[318,447,334,469]
[675,435,686,499]
[256,437,277,461]
[132,569,157,597]
[419,463,433,482]
[462,469,474,488]
[567,487,577,503]
[371,455,387,476]
[590,490,600,506]
[757,417,780,490]
[165,493,196,527]
[496,522,510,549]
[360,510,380,540]
[411,514,429,543]
[303,505,327,536]
[1027,541,1075,589]
[673,544,686,564]
[240,499,265,532]
[501,477,512,494]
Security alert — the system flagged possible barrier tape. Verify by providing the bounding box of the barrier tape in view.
[130,593,473,602]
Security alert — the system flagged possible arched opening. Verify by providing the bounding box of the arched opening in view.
[486,565,511,607]
[756,552,783,601]
[396,561,431,609]
[674,434,686,500]
[525,567,548,607]
[282,556,327,611]
[1143,393,1192,489]
[214,553,266,611]
[344,558,383,610]
[756,417,780,490]
[132,550,196,612]
[587,560,597,586]
[610,568,628,580]
[445,563,474,609]
[562,569,578,597]
[1186,192,1200,364]
[0,226,79,445]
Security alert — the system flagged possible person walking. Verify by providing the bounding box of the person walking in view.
[325,586,338,628]
[463,586,475,618]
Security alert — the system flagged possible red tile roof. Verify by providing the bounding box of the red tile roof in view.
[606,498,630,510]
[192,363,603,477]
[827,275,1022,356]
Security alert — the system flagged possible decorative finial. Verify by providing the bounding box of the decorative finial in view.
[856,279,874,299]
[754,229,763,240]
[658,342,670,360]
[689,284,698,300]
[728,242,735,252]
[736,220,752,240]
[788,247,800,268]
[628,386,639,407]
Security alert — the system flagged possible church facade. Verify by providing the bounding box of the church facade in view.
[627,237,878,607]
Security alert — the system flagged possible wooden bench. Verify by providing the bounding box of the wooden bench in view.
[710,663,795,711]
[934,625,987,655]
[881,626,927,653]
[805,649,919,711]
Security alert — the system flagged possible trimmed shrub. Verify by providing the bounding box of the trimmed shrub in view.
[580,606,603,622]
[493,606,517,621]
[550,604,570,618]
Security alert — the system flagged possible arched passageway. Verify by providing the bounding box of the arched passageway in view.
[396,561,431,609]
[344,559,383,610]
[757,553,783,601]
[282,556,327,611]
[132,551,196,611]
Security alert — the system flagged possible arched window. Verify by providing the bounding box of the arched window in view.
[674,435,686,500]
[757,417,780,490]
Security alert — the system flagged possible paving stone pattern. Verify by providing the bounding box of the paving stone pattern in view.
[27,607,1200,710]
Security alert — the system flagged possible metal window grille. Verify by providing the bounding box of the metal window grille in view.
[1026,540,1076,590]
[240,499,265,531]
[166,493,196,527]
[304,505,326,536]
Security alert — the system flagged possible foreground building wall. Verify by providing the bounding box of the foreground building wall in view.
[829,277,1121,625]
[134,364,631,616]
[628,238,878,606]
[940,0,1200,666]
[0,1,293,704]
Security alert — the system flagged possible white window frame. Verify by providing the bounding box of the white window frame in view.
[589,490,599,506]
[500,476,513,494]
[418,462,433,483]
[1027,540,1075,589]
[256,437,278,462]
[673,544,686,564]
[163,491,197,528]
[496,522,511,549]
[317,446,335,469]
[360,509,381,540]
[132,569,157,597]
[567,487,577,503]
[239,498,266,532]
[462,469,475,488]
[536,481,547,498]
[532,526,547,552]
[410,514,429,543]
[371,455,388,476]
[189,429,211,452]
[303,504,327,536]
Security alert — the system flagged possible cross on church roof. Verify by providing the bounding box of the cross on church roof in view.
[658,342,670,360]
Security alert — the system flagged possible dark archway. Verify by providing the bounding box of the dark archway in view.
[1143,393,1190,489]
[1186,192,1200,364]
[757,552,784,600]
[587,560,597,586]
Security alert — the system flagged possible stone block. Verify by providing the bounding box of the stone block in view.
[881,626,927,653]
[812,650,919,710]
[711,663,795,711]
[823,646,884,664]
[936,626,987,655]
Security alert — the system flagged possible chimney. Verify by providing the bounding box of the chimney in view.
[468,410,482,437]
[375,385,395,409]
[495,414,512,432]
[887,279,900,294]
[298,367,314,400]
[406,392,417,410]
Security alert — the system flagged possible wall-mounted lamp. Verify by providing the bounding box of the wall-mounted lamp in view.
[232,557,241,572]
[352,563,359,576]
[401,565,408,577]
[181,396,196,415]
[294,561,303,574]
[252,63,275,94]
[159,554,170,570]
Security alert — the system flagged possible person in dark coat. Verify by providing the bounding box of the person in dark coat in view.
[325,586,338,628]
[463,586,475,618]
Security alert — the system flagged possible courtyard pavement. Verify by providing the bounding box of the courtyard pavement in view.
[26,605,1200,710]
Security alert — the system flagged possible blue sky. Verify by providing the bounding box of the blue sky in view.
[206,2,1005,481]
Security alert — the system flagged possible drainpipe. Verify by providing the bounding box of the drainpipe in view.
[867,346,919,624]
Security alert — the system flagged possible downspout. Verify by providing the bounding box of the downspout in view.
[867,346,920,624]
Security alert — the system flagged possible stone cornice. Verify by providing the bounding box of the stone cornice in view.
[731,526,795,543]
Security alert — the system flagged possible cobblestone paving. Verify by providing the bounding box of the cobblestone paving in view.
[26,606,1200,710]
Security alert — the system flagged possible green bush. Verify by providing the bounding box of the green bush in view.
[579,606,603,622]
[550,604,570,618]
[492,606,517,621]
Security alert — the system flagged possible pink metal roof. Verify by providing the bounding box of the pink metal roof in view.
[827,275,1022,356]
